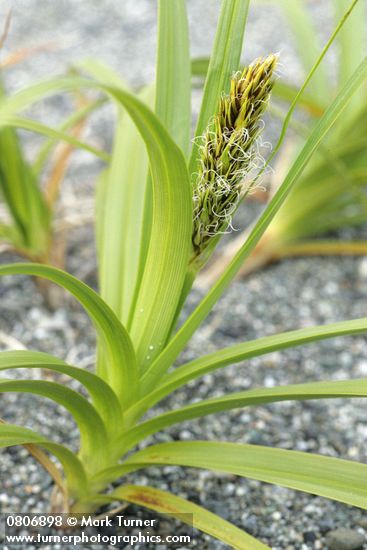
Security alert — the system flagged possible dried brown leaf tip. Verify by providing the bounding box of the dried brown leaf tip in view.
[192,53,278,263]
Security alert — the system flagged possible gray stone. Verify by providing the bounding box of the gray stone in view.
[325,529,365,550]
[242,515,258,535]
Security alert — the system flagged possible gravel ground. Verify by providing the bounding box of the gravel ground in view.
[0,1,366,549]
[1,256,367,550]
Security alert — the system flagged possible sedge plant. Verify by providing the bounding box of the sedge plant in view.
[0,1,367,547]
[201,0,367,281]
[0,36,108,268]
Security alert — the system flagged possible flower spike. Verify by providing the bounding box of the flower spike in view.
[192,54,278,262]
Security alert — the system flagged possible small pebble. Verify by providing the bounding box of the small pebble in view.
[319,519,334,534]
[303,531,317,543]
[243,515,258,535]
[358,258,367,279]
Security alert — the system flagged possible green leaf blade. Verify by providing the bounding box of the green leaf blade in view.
[0,263,138,408]
[0,423,88,499]
[161,317,367,396]
[333,0,366,116]
[277,0,328,103]
[89,484,269,550]
[103,88,192,369]
[1,115,109,162]
[97,86,153,325]
[0,119,50,256]
[123,441,367,510]
[189,0,250,175]
[120,378,367,454]
[0,378,109,473]
[0,350,123,433]
[156,0,191,156]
